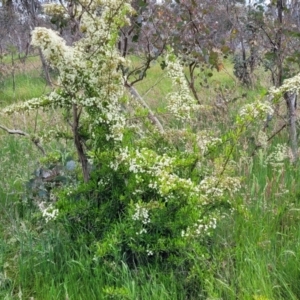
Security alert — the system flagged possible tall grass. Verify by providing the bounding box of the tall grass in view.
[1,57,300,299]
[0,72,49,105]
[206,151,300,299]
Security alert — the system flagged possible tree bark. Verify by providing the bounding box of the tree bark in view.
[38,48,52,86]
[72,104,90,182]
[125,83,165,134]
[284,92,298,162]
[276,1,298,162]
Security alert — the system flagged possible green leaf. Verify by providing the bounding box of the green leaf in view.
[132,35,139,43]
[160,60,167,70]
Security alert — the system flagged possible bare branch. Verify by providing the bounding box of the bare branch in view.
[0,124,45,155]
[125,82,165,134]
[251,123,287,157]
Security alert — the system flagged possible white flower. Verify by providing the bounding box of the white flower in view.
[37,202,59,223]
[165,51,199,120]
[146,249,153,256]
[265,144,289,168]
[132,204,150,224]
[270,73,300,97]
[239,101,274,119]
[257,130,268,148]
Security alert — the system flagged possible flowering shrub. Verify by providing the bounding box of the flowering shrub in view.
[165,50,200,120]
[1,0,274,280]
[269,72,300,99]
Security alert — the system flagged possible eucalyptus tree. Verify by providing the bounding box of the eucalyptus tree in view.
[227,0,300,160]
[253,0,300,161]
[0,0,53,84]
[139,0,232,103]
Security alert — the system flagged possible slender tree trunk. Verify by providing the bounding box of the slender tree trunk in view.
[125,83,165,133]
[276,0,298,161]
[285,92,298,162]
[240,36,251,86]
[11,50,15,97]
[38,48,52,86]
[186,62,201,104]
[72,104,90,182]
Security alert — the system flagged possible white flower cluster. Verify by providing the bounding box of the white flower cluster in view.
[112,147,201,200]
[132,203,150,224]
[239,101,274,120]
[265,144,289,168]
[31,27,80,73]
[75,8,130,142]
[196,130,222,155]
[43,3,66,17]
[111,147,174,173]
[181,217,217,238]
[270,73,300,97]
[112,146,242,205]
[156,170,199,198]
[132,203,150,235]
[257,130,268,149]
[146,249,153,256]
[136,228,147,235]
[98,178,110,187]
[199,175,241,199]
[3,96,50,114]
[165,52,199,120]
[3,0,133,143]
[79,2,132,42]
[65,183,78,196]
[37,202,59,223]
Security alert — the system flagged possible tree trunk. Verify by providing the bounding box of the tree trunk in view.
[38,48,52,86]
[125,83,165,134]
[276,1,298,162]
[240,36,252,86]
[285,92,298,162]
[72,104,90,182]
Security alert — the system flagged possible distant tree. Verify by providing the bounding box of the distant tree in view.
[227,0,300,160]
[140,0,232,103]
[0,0,53,83]
[258,0,300,161]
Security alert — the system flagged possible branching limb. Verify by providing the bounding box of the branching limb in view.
[251,123,287,157]
[0,124,46,155]
[125,82,165,134]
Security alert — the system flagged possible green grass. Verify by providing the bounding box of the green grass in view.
[131,58,173,109]
[0,53,50,105]
[205,152,300,300]
[0,72,49,106]
[1,55,300,299]
[0,52,40,64]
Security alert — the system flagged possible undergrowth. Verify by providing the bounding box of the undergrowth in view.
[1,53,300,300]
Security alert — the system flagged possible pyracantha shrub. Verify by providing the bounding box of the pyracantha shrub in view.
[1,0,274,277]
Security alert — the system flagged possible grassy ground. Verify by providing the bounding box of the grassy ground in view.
[1,54,300,299]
